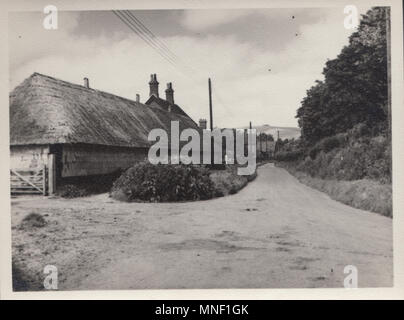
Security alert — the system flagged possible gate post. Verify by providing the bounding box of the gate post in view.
[48,154,56,195]
[43,165,47,196]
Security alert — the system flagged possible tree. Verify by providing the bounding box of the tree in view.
[296,7,389,144]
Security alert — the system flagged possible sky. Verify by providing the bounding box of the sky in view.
[9,7,371,128]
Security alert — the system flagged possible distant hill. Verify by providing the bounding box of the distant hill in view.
[242,124,301,140]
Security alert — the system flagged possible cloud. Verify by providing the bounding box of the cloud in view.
[9,7,371,128]
[9,11,80,70]
[180,10,252,31]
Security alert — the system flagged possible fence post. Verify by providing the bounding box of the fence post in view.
[48,154,56,195]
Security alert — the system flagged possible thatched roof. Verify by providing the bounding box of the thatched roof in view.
[10,73,199,148]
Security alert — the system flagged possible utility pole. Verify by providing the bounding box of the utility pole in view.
[208,78,214,166]
[249,121,252,158]
[209,78,213,131]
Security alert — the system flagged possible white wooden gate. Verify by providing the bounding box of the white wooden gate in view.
[10,166,47,195]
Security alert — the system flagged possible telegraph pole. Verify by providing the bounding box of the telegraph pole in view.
[248,121,252,159]
[208,78,214,166]
[209,78,213,130]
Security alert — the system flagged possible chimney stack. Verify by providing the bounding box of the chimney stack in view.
[136,94,140,103]
[199,119,207,130]
[83,77,89,88]
[165,82,174,105]
[149,74,159,98]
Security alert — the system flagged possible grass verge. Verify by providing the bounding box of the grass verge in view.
[277,162,392,217]
[210,165,257,197]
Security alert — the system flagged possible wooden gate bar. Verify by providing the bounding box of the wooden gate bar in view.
[11,169,43,193]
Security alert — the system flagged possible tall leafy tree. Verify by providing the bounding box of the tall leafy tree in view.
[296,7,389,144]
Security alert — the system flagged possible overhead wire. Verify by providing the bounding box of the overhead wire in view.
[112,10,235,123]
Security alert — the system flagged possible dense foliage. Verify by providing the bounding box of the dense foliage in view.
[276,8,391,186]
[259,132,274,141]
[301,125,391,182]
[276,123,391,183]
[111,162,217,202]
[296,7,390,145]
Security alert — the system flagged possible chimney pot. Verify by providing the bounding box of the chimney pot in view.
[165,82,174,105]
[83,77,89,88]
[136,94,140,103]
[199,119,207,130]
[149,73,159,98]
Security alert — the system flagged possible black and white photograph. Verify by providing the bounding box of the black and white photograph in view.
[1,0,404,298]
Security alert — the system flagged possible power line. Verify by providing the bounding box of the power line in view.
[124,10,199,76]
[116,10,199,77]
[113,10,234,122]
[124,11,181,63]
[112,10,185,75]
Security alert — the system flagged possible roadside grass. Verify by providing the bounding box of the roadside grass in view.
[210,165,257,197]
[278,163,392,217]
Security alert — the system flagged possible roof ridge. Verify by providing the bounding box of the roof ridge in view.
[28,72,146,108]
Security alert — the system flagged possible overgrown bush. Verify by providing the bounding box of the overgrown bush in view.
[321,135,341,152]
[210,165,257,197]
[111,162,217,202]
[308,134,347,159]
[350,122,371,139]
[274,149,303,162]
[294,134,391,183]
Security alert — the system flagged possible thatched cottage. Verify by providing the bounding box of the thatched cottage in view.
[10,72,199,193]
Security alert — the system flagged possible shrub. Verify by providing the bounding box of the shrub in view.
[275,149,303,162]
[229,186,238,195]
[308,146,320,160]
[308,135,344,159]
[350,122,371,138]
[210,165,255,196]
[293,131,391,183]
[111,162,217,202]
[321,136,341,152]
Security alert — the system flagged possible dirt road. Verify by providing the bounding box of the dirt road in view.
[11,164,392,289]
